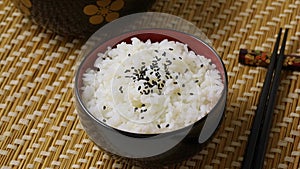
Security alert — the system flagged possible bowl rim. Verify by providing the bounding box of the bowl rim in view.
[74,28,228,136]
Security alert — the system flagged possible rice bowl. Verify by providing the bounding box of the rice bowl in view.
[74,28,227,168]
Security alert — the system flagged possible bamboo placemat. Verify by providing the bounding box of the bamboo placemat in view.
[1,0,299,168]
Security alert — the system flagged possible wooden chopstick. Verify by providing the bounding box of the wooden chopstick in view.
[241,28,289,169]
[241,28,282,169]
[252,29,289,168]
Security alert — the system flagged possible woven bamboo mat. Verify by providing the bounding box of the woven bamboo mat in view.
[1,0,299,168]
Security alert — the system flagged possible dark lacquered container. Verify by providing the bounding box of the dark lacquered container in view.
[74,13,228,168]
[10,0,156,38]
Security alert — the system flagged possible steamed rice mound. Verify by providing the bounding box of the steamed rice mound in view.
[81,37,224,134]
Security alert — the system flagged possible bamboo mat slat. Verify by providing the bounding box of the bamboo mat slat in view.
[1,0,300,168]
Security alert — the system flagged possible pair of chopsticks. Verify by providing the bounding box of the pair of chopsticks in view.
[241,28,289,169]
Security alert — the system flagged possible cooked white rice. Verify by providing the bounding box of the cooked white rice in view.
[81,37,224,134]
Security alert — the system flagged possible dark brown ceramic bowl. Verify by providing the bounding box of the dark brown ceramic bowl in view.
[74,28,228,168]
[11,0,156,38]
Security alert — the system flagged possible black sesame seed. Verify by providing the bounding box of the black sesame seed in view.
[128,53,131,57]
[141,117,144,119]
[195,80,199,83]
[154,56,161,61]
[177,92,181,96]
[166,60,172,65]
[173,81,178,85]
[200,64,204,67]
[154,50,158,53]
[144,90,150,95]
[134,107,138,112]
[169,48,173,51]
[138,86,141,91]
[103,119,106,122]
[141,104,145,107]
[190,93,194,95]
[124,69,130,73]
[179,57,182,60]
[141,109,147,113]
[162,51,166,56]
[182,84,185,87]
[166,124,170,128]
[152,80,157,85]
[141,65,146,70]
[103,106,106,110]
[119,86,123,93]
[157,124,161,128]
[97,68,100,71]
